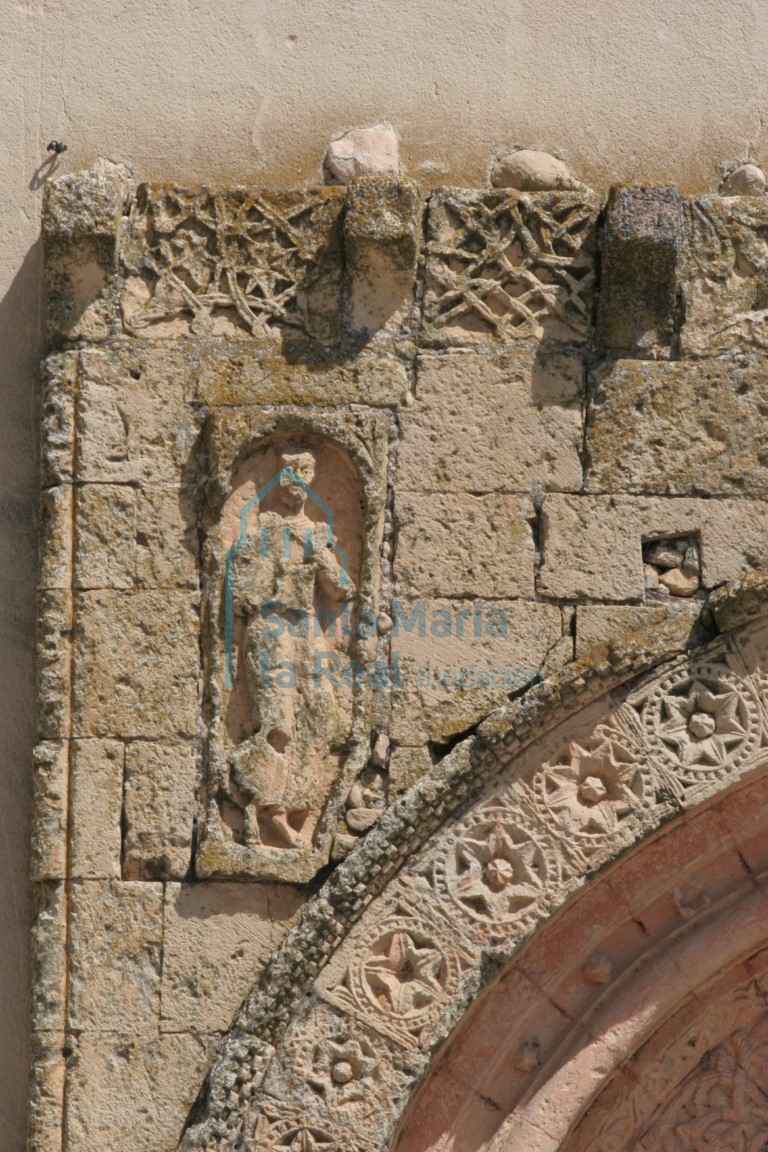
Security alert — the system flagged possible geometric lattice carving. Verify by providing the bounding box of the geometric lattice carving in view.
[122,185,346,344]
[424,189,601,345]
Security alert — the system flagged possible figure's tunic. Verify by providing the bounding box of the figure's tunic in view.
[230,510,354,811]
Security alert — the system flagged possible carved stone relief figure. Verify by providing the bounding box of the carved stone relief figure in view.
[229,448,356,848]
[196,410,389,884]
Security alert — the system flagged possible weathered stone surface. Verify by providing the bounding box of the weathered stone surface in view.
[73,591,200,738]
[38,485,73,590]
[31,882,67,1032]
[324,123,399,184]
[43,161,129,345]
[344,177,421,332]
[395,492,535,598]
[123,743,198,880]
[161,883,304,1032]
[575,602,702,660]
[596,184,683,355]
[721,163,767,195]
[491,149,583,191]
[390,599,567,743]
[424,188,600,345]
[68,880,163,1033]
[135,487,198,589]
[70,740,123,879]
[587,359,768,496]
[540,494,768,600]
[681,195,768,357]
[388,743,433,796]
[28,1033,67,1152]
[189,344,409,407]
[41,353,77,486]
[37,590,72,741]
[77,347,201,484]
[122,185,346,346]
[74,484,136,589]
[399,350,583,493]
[65,1032,215,1152]
[31,742,68,880]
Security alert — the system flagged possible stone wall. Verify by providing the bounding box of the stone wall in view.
[28,157,768,1151]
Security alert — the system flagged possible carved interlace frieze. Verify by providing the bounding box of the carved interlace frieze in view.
[423,188,601,345]
[122,185,346,343]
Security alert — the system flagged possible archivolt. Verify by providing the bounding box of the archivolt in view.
[178,574,768,1152]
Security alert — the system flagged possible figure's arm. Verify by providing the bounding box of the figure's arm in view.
[315,541,355,601]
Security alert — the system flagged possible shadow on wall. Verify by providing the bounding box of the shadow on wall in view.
[0,234,45,1149]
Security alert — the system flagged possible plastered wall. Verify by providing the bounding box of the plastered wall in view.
[6,2,768,1146]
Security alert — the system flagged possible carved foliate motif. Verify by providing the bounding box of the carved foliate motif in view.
[532,724,652,855]
[122,185,345,343]
[178,629,768,1152]
[433,807,557,941]
[636,658,762,788]
[424,188,601,344]
[321,908,472,1050]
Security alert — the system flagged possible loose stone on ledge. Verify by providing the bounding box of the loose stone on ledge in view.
[324,123,400,184]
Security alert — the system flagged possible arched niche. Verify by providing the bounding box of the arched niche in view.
[196,405,390,885]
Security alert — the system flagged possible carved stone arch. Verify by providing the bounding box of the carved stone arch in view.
[178,575,768,1152]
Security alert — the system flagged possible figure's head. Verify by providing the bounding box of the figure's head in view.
[279,449,316,510]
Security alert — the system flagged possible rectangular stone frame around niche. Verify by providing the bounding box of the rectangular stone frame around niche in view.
[196,404,390,884]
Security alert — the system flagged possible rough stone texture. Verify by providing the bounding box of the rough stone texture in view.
[161,883,304,1032]
[31,742,68,880]
[390,599,568,743]
[596,183,683,356]
[721,163,767,195]
[189,345,409,408]
[70,740,123,879]
[539,495,768,601]
[586,359,768,496]
[68,880,163,1034]
[30,883,67,1032]
[424,188,600,346]
[324,124,399,185]
[490,149,583,192]
[65,1032,215,1152]
[76,347,201,485]
[43,160,128,345]
[680,195,768,357]
[37,590,72,741]
[27,1034,67,1152]
[122,185,346,346]
[135,487,198,589]
[395,492,535,598]
[575,602,702,660]
[74,484,136,589]
[388,744,434,796]
[73,591,200,739]
[123,743,198,881]
[31,168,768,1152]
[399,350,583,494]
[38,485,73,590]
[344,176,421,334]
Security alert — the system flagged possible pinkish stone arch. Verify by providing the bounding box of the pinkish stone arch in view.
[395,781,768,1152]
[178,575,768,1152]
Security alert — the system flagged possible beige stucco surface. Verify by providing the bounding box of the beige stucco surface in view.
[5,2,768,1146]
